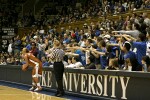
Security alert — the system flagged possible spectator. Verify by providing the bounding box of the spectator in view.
[0,59,7,65]
[143,13,150,27]
[41,56,49,67]
[112,23,141,38]
[107,58,119,70]
[14,36,22,56]
[85,56,96,69]
[7,40,14,55]
[29,42,39,57]
[146,31,150,57]
[72,56,83,68]
[123,33,146,67]
[91,40,107,69]
[142,56,150,72]
[121,42,141,71]
[6,58,13,65]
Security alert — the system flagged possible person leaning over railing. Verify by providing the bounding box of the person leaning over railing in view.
[123,34,146,69]
[90,40,107,70]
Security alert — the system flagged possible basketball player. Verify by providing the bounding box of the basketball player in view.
[22,48,42,92]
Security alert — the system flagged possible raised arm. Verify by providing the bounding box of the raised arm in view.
[65,52,79,56]
[112,30,136,34]
[123,35,136,42]
[91,48,105,55]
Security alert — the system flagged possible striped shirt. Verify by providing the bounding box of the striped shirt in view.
[49,48,65,62]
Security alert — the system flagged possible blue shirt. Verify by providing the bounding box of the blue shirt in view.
[112,47,119,57]
[132,41,146,65]
[124,51,136,60]
[63,38,70,44]
[100,48,107,69]
[14,40,21,50]
[26,44,31,50]
[75,50,86,66]
[95,30,100,36]
[43,62,50,67]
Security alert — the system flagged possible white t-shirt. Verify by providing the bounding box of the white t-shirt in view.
[66,62,83,68]
[146,41,150,57]
[66,64,76,68]
[74,62,83,68]
[8,43,12,53]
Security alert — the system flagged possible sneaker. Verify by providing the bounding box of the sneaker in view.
[55,91,59,96]
[56,93,64,97]
[34,87,42,92]
[29,86,36,91]
[56,91,64,97]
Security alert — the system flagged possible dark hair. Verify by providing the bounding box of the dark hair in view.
[31,42,36,46]
[97,37,103,42]
[129,58,142,71]
[92,44,98,49]
[112,59,119,68]
[142,56,150,67]
[88,56,95,62]
[87,39,93,44]
[133,13,137,17]
[134,23,140,30]
[82,35,87,40]
[124,43,131,51]
[106,45,112,52]
[63,55,68,62]
[99,40,106,47]
[138,33,146,41]
[73,56,80,62]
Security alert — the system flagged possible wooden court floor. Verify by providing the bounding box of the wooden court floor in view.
[0,85,66,100]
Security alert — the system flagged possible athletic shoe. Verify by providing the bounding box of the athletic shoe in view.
[34,87,42,92]
[29,86,36,91]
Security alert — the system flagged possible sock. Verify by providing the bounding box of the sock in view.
[37,83,41,87]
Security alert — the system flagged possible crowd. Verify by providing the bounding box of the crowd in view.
[3,0,149,27]
[0,0,150,72]
[1,11,150,72]
[0,0,27,27]
[36,0,150,26]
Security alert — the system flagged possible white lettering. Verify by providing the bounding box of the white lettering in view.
[63,72,68,90]
[41,71,47,86]
[88,74,96,94]
[69,73,73,91]
[96,75,103,96]
[120,76,130,99]
[47,71,52,87]
[103,75,108,96]
[80,74,87,93]
[109,76,118,98]
[73,73,80,92]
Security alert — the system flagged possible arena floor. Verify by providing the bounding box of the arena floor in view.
[0,81,88,100]
[0,85,66,100]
